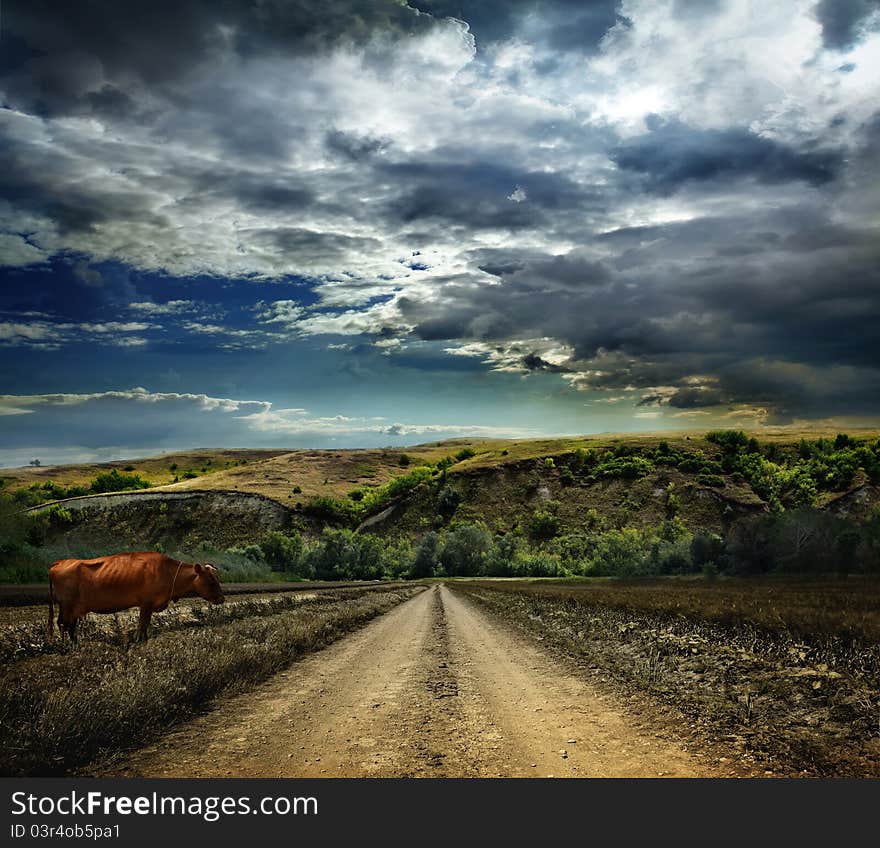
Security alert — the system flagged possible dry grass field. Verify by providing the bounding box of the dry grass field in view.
[0,448,291,492]
[0,584,423,776]
[453,578,880,776]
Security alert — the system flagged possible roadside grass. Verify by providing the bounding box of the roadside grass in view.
[455,578,880,647]
[451,580,880,776]
[0,585,402,665]
[0,585,424,776]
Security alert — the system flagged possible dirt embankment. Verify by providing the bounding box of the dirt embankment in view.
[99,585,744,778]
[31,489,292,550]
[361,459,766,539]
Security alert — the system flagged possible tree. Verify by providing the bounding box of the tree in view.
[439,525,491,576]
[260,530,304,571]
[411,532,439,579]
[836,528,861,578]
[690,532,723,567]
[528,507,559,541]
[485,532,520,576]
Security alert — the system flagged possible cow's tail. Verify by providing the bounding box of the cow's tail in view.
[47,572,55,640]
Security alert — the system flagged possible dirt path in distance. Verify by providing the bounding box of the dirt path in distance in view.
[99,585,741,777]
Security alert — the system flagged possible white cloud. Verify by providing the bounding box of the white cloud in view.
[0,388,540,465]
[240,404,538,439]
[253,300,306,327]
[128,300,198,315]
[0,319,157,348]
[0,232,46,268]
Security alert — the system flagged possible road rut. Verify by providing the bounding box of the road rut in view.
[101,585,725,777]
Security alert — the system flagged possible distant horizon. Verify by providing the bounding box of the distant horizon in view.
[5,423,880,471]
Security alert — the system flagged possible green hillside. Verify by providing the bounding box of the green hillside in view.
[2,429,880,583]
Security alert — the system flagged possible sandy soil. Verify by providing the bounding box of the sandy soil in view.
[97,585,738,777]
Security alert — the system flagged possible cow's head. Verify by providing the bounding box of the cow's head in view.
[193,563,224,604]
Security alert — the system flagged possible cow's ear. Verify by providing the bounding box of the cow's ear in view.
[194,563,205,575]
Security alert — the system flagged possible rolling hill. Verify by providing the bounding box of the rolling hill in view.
[7,429,880,554]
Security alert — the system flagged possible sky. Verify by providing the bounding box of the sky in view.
[1,1,879,466]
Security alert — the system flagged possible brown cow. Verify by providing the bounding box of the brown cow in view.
[48,551,225,643]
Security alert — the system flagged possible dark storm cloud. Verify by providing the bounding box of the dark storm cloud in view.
[1,0,879,434]
[84,85,138,120]
[379,156,595,230]
[521,353,566,372]
[325,130,389,161]
[0,129,163,234]
[471,247,612,289]
[665,387,729,409]
[397,197,880,419]
[0,0,437,116]
[184,169,316,214]
[246,228,381,263]
[611,120,841,194]
[814,0,879,50]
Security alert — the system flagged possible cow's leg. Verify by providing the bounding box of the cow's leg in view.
[66,618,78,645]
[137,607,152,642]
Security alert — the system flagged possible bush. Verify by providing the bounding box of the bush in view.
[664,483,680,518]
[240,544,265,563]
[706,430,752,453]
[455,448,476,462]
[587,528,653,577]
[528,508,559,541]
[511,550,563,577]
[259,531,304,571]
[89,469,151,493]
[437,486,461,520]
[360,466,434,513]
[46,505,75,528]
[303,496,357,524]
[594,452,654,480]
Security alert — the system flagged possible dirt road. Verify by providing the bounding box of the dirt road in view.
[100,585,730,777]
